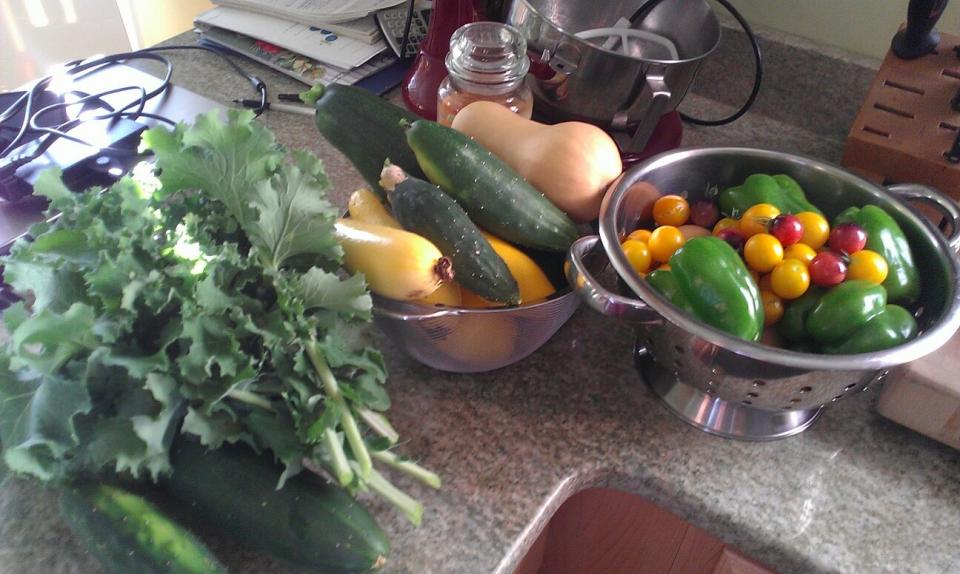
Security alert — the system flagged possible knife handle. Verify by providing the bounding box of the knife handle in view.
[891,0,949,59]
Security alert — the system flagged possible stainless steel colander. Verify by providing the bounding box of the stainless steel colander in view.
[566,147,960,440]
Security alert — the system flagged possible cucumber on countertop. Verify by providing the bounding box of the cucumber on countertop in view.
[310,84,426,198]
[404,119,579,252]
[163,441,390,573]
[382,165,519,305]
[59,482,226,574]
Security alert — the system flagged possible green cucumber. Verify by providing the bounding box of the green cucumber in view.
[405,119,579,252]
[59,482,225,574]
[312,84,425,197]
[389,174,519,304]
[164,441,389,573]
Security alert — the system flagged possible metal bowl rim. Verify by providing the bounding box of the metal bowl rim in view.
[600,145,960,371]
[509,0,723,66]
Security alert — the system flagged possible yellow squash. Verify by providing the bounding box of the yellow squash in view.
[347,188,402,228]
[416,280,462,307]
[334,219,453,300]
[460,231,556,308]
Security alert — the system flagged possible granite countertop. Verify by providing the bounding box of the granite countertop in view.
[3,23,960,574]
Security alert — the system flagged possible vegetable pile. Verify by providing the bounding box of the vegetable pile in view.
[620,173,922,354]
[308,85,631,313]
[0,110,439,571]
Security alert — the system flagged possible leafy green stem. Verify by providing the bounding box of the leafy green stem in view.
[323,428,354,486]
[305,341,372,480]
[227,389,275,412]
[358,408,398,444]
[354,463,423,526]
[372,450,441,490]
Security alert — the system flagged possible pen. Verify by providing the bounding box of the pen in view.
[232,99,314,116]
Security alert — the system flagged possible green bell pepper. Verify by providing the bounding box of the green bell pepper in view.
[833,205,920,305]
[777,286,825,343]
[668,236,764,341]
[824,304,918,354]
[718,174,823,218]
[805,280,887,344]
[646,269,695,313]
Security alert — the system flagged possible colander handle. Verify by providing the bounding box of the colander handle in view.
[886,183,960,252]
[566,235,658,322]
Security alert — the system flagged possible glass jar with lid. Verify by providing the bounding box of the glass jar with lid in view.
[437,22,533,127]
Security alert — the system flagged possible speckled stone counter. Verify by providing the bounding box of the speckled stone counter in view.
[2,23,959,574]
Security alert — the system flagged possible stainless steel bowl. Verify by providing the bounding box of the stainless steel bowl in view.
[372,251,596,373]
[566,147,960,439]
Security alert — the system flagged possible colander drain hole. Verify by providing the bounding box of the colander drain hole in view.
[790,398,801,403]
[742,400,753,405]
[844,384,857,391]
[746,392,758,398]
[674,345,685,355]
[752,380,767,387]
[799,386,812,394]
[674,359,683,369]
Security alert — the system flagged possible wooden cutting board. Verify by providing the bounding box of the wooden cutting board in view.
[877,332,960,449]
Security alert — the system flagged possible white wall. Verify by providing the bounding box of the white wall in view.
[719,0,960,59]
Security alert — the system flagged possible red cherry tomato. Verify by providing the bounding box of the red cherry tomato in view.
[715,228,745,252]
[769,214,804,247]
[808,251,848,286]
[828,223,867,254]
[690,200,720,228]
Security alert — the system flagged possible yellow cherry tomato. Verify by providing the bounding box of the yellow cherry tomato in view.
[761,290,784,326]
[770,259,811,299]
[758,273,773,292]
[658,263,672,271]
[653,195,690,227]
[740,203,780,238]
[649,225,686,263]
[744,233,784,273]
[622,239,653,273]
[796,211,830,249]
[783,243,817,266]
[713,217,740,235]
[626,229,652,244]
[847,249,889,284]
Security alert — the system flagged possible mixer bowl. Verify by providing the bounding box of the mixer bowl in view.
[566,147,960,439]
[508,0,720,151]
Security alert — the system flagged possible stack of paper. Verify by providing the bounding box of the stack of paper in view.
[213,0,406,25]
[195,6,399,89]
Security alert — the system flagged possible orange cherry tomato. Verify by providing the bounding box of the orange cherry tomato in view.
[653,195,690,227]
[740,203,780,238]
[626,229,652,244]
[770,259,811,299]
[761,290,784,326]
[783,243,817,266]
[744,233,784,273]
[795,211,830,249]
[713,217,740,235]
[649,225,686,263]
[847,249,889,284]
[622,239,653,274]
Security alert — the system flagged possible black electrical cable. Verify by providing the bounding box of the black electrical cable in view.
[628,0,763,127]
[0,44,267,166]
[398,0,417,63]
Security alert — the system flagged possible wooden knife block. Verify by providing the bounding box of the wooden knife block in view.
[842,30,960,200]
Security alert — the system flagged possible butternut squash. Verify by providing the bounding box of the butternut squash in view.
[451,100,622,223]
